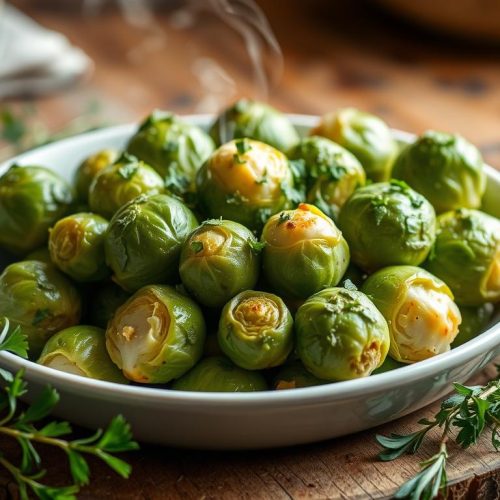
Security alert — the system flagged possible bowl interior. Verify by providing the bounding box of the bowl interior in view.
[0,114,498,405]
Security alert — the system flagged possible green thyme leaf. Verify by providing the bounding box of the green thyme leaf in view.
[191,241,204,253]
[248,239,266,254]
[277,212,291,225]
[377,375,500,498]
[235,138,251,155]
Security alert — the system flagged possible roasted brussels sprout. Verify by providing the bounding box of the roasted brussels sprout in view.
[0,165,74,255]
[106,284,205,383]
[287,136,366,220]
[25,247,52,265]
[425,209,500,306]
[295,287,390,380]
[49,212,109,282]
[74,149,118,202]
[38,325,127,383]
[452,303,495,347]
[261,204,349,300]
[210,99,299,152]
[362,266,461,363]
[196,139,294,230]
[338,181,436,272]
[87,282,130,329]
[171,356,267,392]
[126,110,214,197]
[311,108,397,182]
[273,361,327,390]
[0,261,81,357]
[218,290,294,370]
[88,154,164,219]
[179,219,260,308]
[105,194,198,292]
[392,131,486,213]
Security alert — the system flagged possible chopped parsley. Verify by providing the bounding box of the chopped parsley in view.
[277,212,292,225]
[190,241,204,253]
[248,239,266,254]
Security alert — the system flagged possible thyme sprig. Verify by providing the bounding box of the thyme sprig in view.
[377,374,500,499]
[0,319,138,499]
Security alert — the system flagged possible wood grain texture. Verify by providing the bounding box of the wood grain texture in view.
[0,365,498,499]
[2,1,500,498]
[4,0,500,170]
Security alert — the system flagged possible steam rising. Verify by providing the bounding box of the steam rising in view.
[203,0,283,99]
[83,0,283,112]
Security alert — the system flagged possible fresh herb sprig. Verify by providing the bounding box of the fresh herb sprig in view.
[0,318,139,499]
[377,374,500,499]
[0,102,107,162]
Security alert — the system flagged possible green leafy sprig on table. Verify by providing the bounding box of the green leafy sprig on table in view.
[0,318,139,500]
[0,102,107,162]
[376,372,500,500]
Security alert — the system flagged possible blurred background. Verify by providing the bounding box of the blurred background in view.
[1,0,499,168]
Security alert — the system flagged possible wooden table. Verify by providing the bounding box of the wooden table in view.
[2,1,500,498]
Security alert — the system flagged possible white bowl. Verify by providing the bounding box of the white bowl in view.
[0,115,498,449]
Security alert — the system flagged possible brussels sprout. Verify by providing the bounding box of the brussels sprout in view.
[296,288,389,380]
[311,108,397,182]
[88,154,164,219]
[106,284,205,383]
[25,247,52,265]
[425,209,500,306]
[0,261,81,358]
[218,290,293,370]
[38,325,127,383]
[196,139,294,230]
[127,110,214,197]
[105,194,198,292]
[372,356,405,375]
[287,136,366,220]
[210,99,299,152]
[171,356,267,392]
[87,282,130,329]
[74,149,118,202]
[0,165,74,255]
[392,131,486,213]
[48,212,109,282]
[261,204,349,300]
[362,266,461,363]
[179,219,260,308]
[452,303,495,347]
[338,180,436,272]
[273,361,327,390]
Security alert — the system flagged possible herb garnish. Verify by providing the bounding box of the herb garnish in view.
[247,239,266,254]
[0,318,138,499]
[233,139,251,165]
[277,212,291,225]
[191,241,204,254]
[377,375,500,499]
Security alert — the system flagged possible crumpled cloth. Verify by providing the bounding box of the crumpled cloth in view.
[0,3,92,99]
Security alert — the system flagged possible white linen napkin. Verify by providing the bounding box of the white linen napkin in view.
[0,3,93,99]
